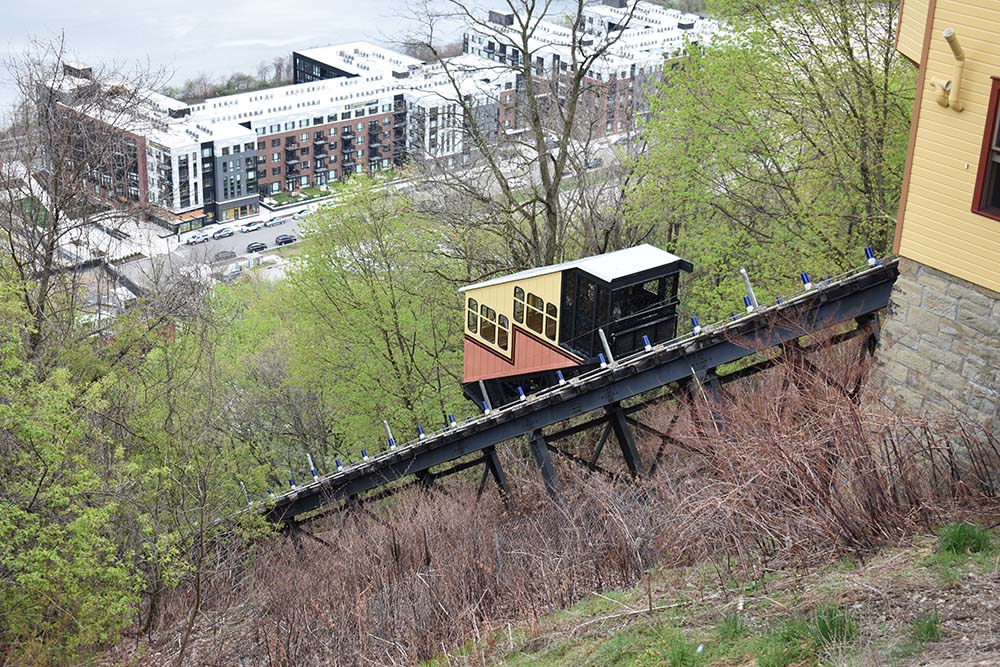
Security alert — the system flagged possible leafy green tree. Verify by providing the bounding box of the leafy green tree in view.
[627,0,913,318]
[0,279,138,665]
[288,178,467,452]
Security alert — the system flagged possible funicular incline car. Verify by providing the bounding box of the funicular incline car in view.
[460,244,693,406]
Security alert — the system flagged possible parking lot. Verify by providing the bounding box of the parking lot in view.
[176,208,310,264]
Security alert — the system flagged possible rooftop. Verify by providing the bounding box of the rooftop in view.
[295,41,425,77]
[460,244,692,292]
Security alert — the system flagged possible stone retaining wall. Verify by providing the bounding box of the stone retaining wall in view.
[879,258,999,431]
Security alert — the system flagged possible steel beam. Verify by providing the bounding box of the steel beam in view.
[484,446,511,500]
[607,402,643,478]
[528,430,562,500]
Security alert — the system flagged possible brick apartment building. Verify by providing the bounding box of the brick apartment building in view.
[49,1,717,232]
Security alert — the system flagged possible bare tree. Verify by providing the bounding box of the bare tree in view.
[402,0,643,276]
[0,36,165,360]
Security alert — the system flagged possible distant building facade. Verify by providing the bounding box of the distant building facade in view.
[881,0,1000,429]
[50,1,717,231]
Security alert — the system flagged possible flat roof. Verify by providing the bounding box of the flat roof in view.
[460,244,691,292]
[295,42,424,76]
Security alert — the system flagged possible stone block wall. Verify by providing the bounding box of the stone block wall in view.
[878,258,999,431]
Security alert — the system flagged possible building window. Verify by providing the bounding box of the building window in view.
[545,303,557,340]
[974,78,1000,219]
[526,293,544,333]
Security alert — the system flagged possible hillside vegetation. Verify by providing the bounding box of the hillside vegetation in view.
[0,0,955,665]
[460,527,1000,666]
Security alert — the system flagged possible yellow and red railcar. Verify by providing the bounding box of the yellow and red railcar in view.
[460,244,692,405]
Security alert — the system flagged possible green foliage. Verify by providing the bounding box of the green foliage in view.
[938,522,993,555]
[912,610,941,643]
[809,606,859,647]
[287,177,466,449]
[628,0,913,320]
[0,288,138,664]
[717,613,746,642]
[755,620,811,667]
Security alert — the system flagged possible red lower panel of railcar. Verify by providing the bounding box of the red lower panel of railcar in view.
[463,327,582,383]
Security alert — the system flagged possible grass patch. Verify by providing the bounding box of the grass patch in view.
[809,606,859,647]
[632,628,706,667]
[890,610,943,662]
[717,613,746,643]
[938,522,993,555]
[270,192,296,205]
[755,620,811,667]
[912,610,941,643]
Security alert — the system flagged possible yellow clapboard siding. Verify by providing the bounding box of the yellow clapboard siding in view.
[897,0,929,64]
[897,0,1000,294]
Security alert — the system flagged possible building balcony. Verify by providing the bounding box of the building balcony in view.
[341,129,354,138]
[313,136,327,145]
[314,164,328,172]
[313,151,328,159]
[284,140,299,149]
[286,166,300,175]
[285,157,299,164]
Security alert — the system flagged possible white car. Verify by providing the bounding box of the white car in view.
[184,231,210,244]
[293,209,310,220]
[239,221,263,233]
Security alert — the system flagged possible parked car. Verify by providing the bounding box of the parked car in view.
[184,231,210,245]
[264,216,289,228]
[246,241,267,253]
[212,226,234,239]
[239,221,263,233]
[275,234,298,246]
[213,250,237,263]
[586,158,602,169]
[292,209,310,220]
[220,265,243,282]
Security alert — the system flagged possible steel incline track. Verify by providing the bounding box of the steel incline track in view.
[264,259,900,523]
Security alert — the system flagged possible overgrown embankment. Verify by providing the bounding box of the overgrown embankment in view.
[116,339,1000,666]
[469,523,1000,666]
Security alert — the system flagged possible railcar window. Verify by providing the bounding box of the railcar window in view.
[497,315,509,350]
[513,287,525,323]
[526,292,544,333]
[545,303,558,340]
[467,298,478,333]
[480,304,497,344]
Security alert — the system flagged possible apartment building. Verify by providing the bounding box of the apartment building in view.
[52,3,716,231]
[465,0,718,135]
[47,65,259,229]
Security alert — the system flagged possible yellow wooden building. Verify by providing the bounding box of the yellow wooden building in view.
[882,0,1000,428]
